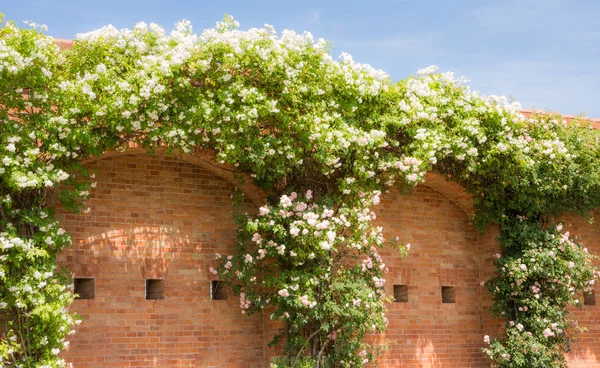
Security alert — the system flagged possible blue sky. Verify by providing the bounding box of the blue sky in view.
[4,0,600,117]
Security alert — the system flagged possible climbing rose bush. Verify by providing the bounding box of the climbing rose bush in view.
[213,190,402,366]
[482,220,598,368]
[1,14,600,367]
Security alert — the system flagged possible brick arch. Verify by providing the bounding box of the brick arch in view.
[84,147,268,206]
[374,176,486,367]
[57,151,267,367]
[422,172,474,216]
[87,152,473,212]
[85,150,473,213]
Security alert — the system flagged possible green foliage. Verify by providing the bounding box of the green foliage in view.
[482,219,597,367]
[1,15,599,367]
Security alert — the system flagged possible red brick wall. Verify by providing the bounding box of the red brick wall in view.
[56,154,264,367]
[562,214,600,367]
[374,185,487,367]
[54,154,600,367]
[477,225,505,344]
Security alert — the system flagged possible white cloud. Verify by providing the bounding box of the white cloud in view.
[299,9,322,25]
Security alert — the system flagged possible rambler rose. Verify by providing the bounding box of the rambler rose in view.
[1,13,598,367]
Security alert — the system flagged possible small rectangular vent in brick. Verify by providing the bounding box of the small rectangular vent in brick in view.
[145,279,164,300]
[585,290,596,306]
[74,278,95,300]
[210,280,227,300]
[442,286,456,304]
[393,285,408,302]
